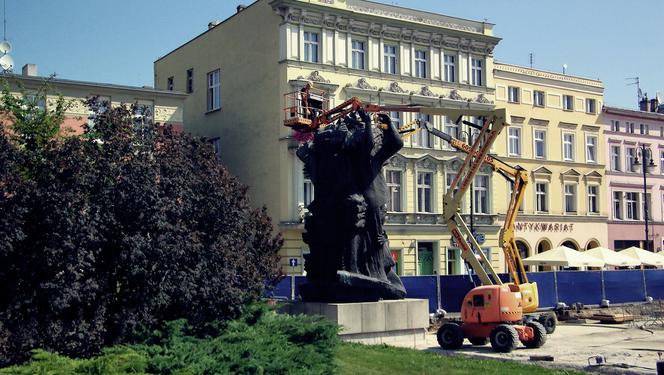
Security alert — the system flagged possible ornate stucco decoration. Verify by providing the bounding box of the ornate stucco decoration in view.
[419,86,436,97]
[415,155,438,170]
[346,5,482,33]
[387,154,408,169]
[448,89,464,101]
[475,93,492,104]
[355,78,377,90]
[387,81,407,94]
[297,70,331,83]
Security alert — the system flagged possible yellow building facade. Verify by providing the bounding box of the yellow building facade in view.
[154,0,510,275]
[493,63,608,264]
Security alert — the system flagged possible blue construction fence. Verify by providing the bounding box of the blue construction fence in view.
[268,269,664,313]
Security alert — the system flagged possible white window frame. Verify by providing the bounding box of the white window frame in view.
[610,120,620,132]
[473,174,490,214]
[443,53,455,83]
[207,69,221,112]
[303,31,320,63]
[585,98,596,114]
[413,113,433,148]
[533,90,545,107]
[562,132,575,161]
[533,129,546,159]
[625,192,639,220]
[508,127,521,157]
[613,191,623,220]
[588,185,599,214]
[611,145,621,171]
[471,57,483,86]
[383,44,398,74]
[626,147,636,173]
[385,169,403,212]
[585,133,598,163]
[535,182,548,213]
[414,49,427,78]
[660,151,664,174]
[508,86,520,103]
[416,171,434,213]
[563,95,574,111]
[351,39,366,70]
[564,183,577,214]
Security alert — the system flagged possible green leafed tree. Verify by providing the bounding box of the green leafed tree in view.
[0,89,282,366]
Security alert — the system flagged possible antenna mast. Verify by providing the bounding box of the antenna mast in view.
[626,77,643,107]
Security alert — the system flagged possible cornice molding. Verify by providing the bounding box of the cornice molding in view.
[494,63,603,89]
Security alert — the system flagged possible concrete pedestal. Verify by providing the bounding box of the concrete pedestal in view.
[280,299,429,347]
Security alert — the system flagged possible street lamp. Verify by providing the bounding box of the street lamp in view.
[633,145,656,251]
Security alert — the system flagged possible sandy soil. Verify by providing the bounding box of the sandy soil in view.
[420,323,664,374]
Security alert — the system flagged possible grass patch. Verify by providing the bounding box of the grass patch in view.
[336,343,582,375]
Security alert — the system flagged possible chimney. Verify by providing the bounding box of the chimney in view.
[22,63,38,77]
[640,95,648,112]
[650,98,659,113]
[208,20,221,30]
[236,4,247,13]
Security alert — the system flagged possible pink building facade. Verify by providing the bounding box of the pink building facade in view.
[602,103,664,252]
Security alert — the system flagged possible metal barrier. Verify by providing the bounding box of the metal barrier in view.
[268,269,664,313]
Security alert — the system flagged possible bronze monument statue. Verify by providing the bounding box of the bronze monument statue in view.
[296,109,406,302]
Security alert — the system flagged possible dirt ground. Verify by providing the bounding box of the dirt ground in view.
[420,323,664,374]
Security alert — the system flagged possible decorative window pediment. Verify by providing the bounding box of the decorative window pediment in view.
[415,155,438,170]
[584,170,603,183]
[561,168,581,182]
[387,153,409,169]
[532,166,552,182]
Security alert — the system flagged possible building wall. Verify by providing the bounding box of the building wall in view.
[602,106,664,252]
[493,63,607,260]
[156,0,510,274]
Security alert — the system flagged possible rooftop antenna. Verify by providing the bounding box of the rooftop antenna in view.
[626,77,643,107]
[0,0,11,73]
[529,53,533,68]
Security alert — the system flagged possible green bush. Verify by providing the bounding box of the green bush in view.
[0,305,339,375]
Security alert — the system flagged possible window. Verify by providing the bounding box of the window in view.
[134,100,154,134]
[384,45,398,74]
[507,182,524,212]
[563,133,574,161]
[613,191,622,219]
[414,50,427,78]
[536,183,548,213]
[563,95,574,111]
[303,178,314,207]
[627,122,635,133]
[443,53,455,82]
[207,69,221,111]
[534,130,546,158]
[446,173,459,198]
[87,95,110,129]
[444,117,459,140]
[473,175,489,214]
[639,123,649,135]
[610,120,620,132]
[585,98,596,114]
[413,114,433,148]
[351,40,366,70]
[611,146,621,171]
[588,185,599,214]
[533,91,545,107]
[626,147,636,172]
[471,58,483,86]
[625,192,639,220]
[210,138,221,160]
[389,112,401,129]
[586,135,597,163]
[417,172,433,213]
[385,170,402,212]
[564,184,577,213]
[508,127,521,156]
[508,86,520,103]
[167,76,174,91]
[447,248,461,275]
[303,31,319,63]
[660,151,664,174]
[186,68,193,93]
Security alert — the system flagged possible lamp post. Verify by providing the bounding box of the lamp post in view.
[633,145,656,251]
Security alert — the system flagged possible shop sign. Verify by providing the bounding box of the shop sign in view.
[515,222,575,232]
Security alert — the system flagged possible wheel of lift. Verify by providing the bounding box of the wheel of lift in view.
[539,313,557,334]
[489,324,519,353]
[522,321,547,348]
[436,322,464,350]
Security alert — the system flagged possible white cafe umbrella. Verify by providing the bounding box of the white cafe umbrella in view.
[522,245,605,267]
[619,246,664,266]
[585,247,641,267]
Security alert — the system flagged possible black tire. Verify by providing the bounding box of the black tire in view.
[437,323,464,350]
[490,325,519,353]
[538,313,557,334]
[468,337,489,346]
[522,321,547,349]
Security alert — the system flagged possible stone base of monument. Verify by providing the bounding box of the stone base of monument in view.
[279,299,430,347]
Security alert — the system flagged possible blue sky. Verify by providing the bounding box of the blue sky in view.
[7,0,663,108]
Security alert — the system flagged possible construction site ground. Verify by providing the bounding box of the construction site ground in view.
[409,304,664,374]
